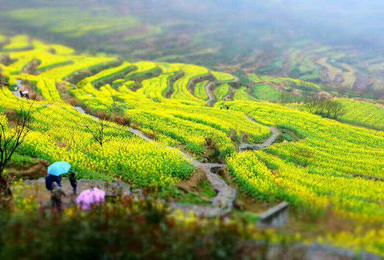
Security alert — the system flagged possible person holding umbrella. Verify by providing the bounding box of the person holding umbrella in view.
[45,174,62,190]
[69,171,77,195]
[45,161,72,191]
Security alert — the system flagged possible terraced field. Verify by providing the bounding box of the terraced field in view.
[223,101,384,256]
[1,35,384,257]
[279,43,384,99]
[336,98,384,131]
[3,1,384,103]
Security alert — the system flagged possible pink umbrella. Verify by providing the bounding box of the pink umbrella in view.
[76,188,106,210]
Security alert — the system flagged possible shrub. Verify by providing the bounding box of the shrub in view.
[0,198,280,260]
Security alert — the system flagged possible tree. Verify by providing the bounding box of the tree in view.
[304,96,321,113]
[0,103,33,196]
[85,118,112,147]
[304,94,345,120]
[316,91,333,101]
[328,101,346,119]
[280,92,303,104]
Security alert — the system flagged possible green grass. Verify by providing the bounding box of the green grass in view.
[176,181,216,205]
[194,80,209,100]
[252,84,281,102]
[336,98,384,130]
[299,71,320,82]
[214,84,229,100]
[0,34,6,43]
[177,193,211,205]
[2,35,30,51]
[200,181,217,198]
[249,74,321,92]
[5,7,140,38]
[242,212,260,222]
[256,60,283,74]
[327,59,350,72]
[234,86,253,101]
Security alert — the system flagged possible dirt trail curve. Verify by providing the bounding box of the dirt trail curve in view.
[12,87,277,217]
[12,79,23,97]
[205,82,216,106]
[11,87,384,259]
[205,75,240,106]
[74,106,279,217]
[239,127,279,152]
[75,106,278,217]
[75,106,236,217]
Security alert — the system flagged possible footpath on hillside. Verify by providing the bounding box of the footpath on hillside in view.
[12,88,281,218]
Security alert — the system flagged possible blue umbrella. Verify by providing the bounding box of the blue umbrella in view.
[48,161,72,176]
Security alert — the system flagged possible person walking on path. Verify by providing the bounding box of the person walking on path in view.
[46,161,72,190]
[51,182,66,211]
[69,171,77,195]
[45,174,62,190]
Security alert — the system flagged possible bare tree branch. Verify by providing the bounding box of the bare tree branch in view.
[84,118,112,147]
[0,102,34,193]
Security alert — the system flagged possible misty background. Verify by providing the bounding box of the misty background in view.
[1,0,384,97]
[2,0,383,48]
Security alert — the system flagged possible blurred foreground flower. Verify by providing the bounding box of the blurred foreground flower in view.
[76,187,105,210]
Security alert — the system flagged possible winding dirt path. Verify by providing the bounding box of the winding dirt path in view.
[10,77,383,258]
[20,178,136,207]
[205,82,217,106]
[12,89,277,218]
[12,79,23,97]
[74,106,236,217]
[205,75,240,106]
[76,105,277,217]
[239,127,280,151]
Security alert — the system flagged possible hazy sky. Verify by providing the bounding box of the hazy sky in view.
[1,0,383,49]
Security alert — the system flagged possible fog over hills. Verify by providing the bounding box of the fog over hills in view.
[2,0,383,48]
[1,0,384,97]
